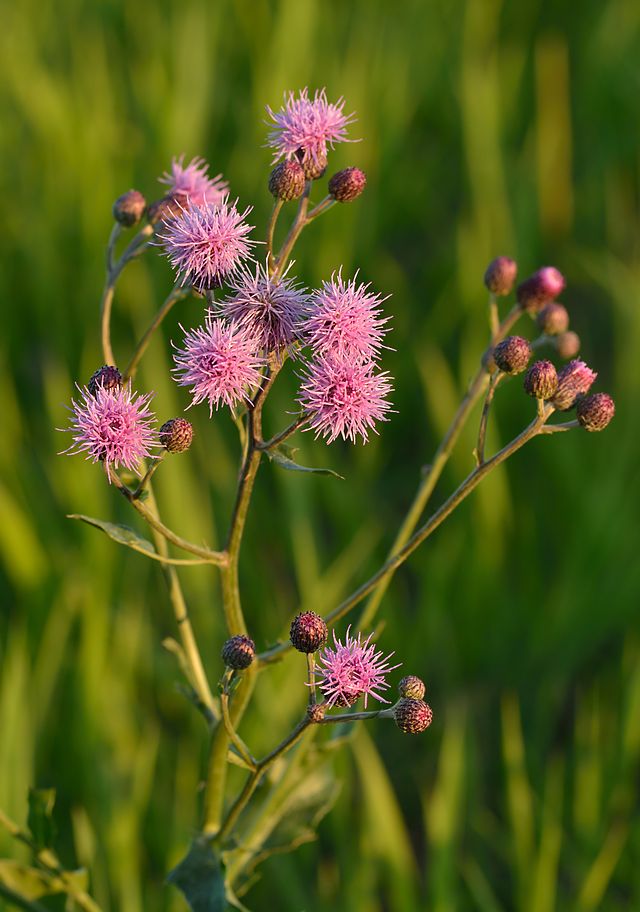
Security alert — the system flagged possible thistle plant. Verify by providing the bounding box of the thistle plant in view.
[0,87,615,910]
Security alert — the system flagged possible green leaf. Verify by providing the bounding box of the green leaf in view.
[167,839,227,912]
[0,860,63,900]
[27,788,56,851]
[267,445,344,480]
[68,514,157,557]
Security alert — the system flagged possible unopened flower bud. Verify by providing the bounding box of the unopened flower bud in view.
[517,266,565,313]
[576,392,615,432]
[113,190,147,227]
[296,149,327,180]
[554,331,581,360]
[552,360,597,411]
[493,336,532,375]
[221,634,255,670]
[523,360,558,400]
[290,611,328,653]
[398,675,425,700]
[159,418,193,454]
[147,195,182,225]
[484,256,518,296]
[306,703,326,723]
[394,698,433,734]
[87,365,122,397]
[536,302,569,336]
[328,168,367,202]
[268,160,306,201]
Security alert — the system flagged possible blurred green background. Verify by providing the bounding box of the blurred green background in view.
[0,0,639,909]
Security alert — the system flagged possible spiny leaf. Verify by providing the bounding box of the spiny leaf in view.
[167,839,227,912]
[267,445,343,480]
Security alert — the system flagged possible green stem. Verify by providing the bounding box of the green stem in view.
[266,199,284,272]
[132,451,166,498]
[124,282,188,382]
[317,706,395,724]
[257,413,308,451]
[259,402,551,663]
[271,184,311,280]
[144,485,217,720]
[475,371,504,466]
[306,195,335,221]
[488,292,500,340]
[354,303,523,629]
[215,718,312,844]
[112,473,227,564]
[100,224,154,367]
[221,687,256,770]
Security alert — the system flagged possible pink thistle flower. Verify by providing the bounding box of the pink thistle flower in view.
[173,312,264,413]
[60,384,158,481]
[303,271,391,361]
[158,199,255,292]
[314,627,401,708]
[159,155,228,208]
[298,354,393,444]
[221,261,311,356]
[266,88,356,168]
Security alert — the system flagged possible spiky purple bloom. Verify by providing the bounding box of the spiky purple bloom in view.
[303,272,391,362]
[552,359,598,411]
[159,199,255,292]
[266,88,356,168]
[221,262,311,355]
[60,384,157,481]
[298,354,393,444]
[314,627,401,708]
[159,156,228,208]
[173,313,264,414]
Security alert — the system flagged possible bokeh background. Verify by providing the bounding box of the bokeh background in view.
[1,0,639,909]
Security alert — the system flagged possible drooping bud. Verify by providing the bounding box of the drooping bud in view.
[536,302,569,336]
[296,149,327,181]
[394,698,433,734]
[554,331,581,360]
[306,703,326,723]
[484,256,518,296]
[517,266,565,313]
[576,393,615,432]
[221,634,255,670]
[398,675,426,700]
[552,360,598,411]
[146,195,182,225]
[87,365,123,397]
[159,418,193,454]
[268,160,306,201]
[328,167,367,203]
[523,360,558,400]
[492,336,532,375]
[113,190,147,227]
[290,611,328,653]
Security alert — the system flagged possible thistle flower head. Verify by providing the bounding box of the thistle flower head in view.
[221,635,255,670]
[268,160,306,201]
[492,336,532,375]
[398,675,426,700]
[266,88,356,168]
[113,190,146,227]
[394,698,433,734]
[298,354,393,445]
[536,302,570,336]
[221,261,311,355]
[576,392,615,431]
[87,365,123,397]
[290,611,328,654]
[554,331,581,360]
[523,360,558,400]
[303,272,391,362]
[328,167,367,202]
[159,417,193,453]
[314,627,401,708]
[159,155,228,208]
[173,313,264,414]
[517,266,566,313]
[158,198,255,292]
[552,359,598,411]
[484,256,518,296]
[60,383,157,481]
